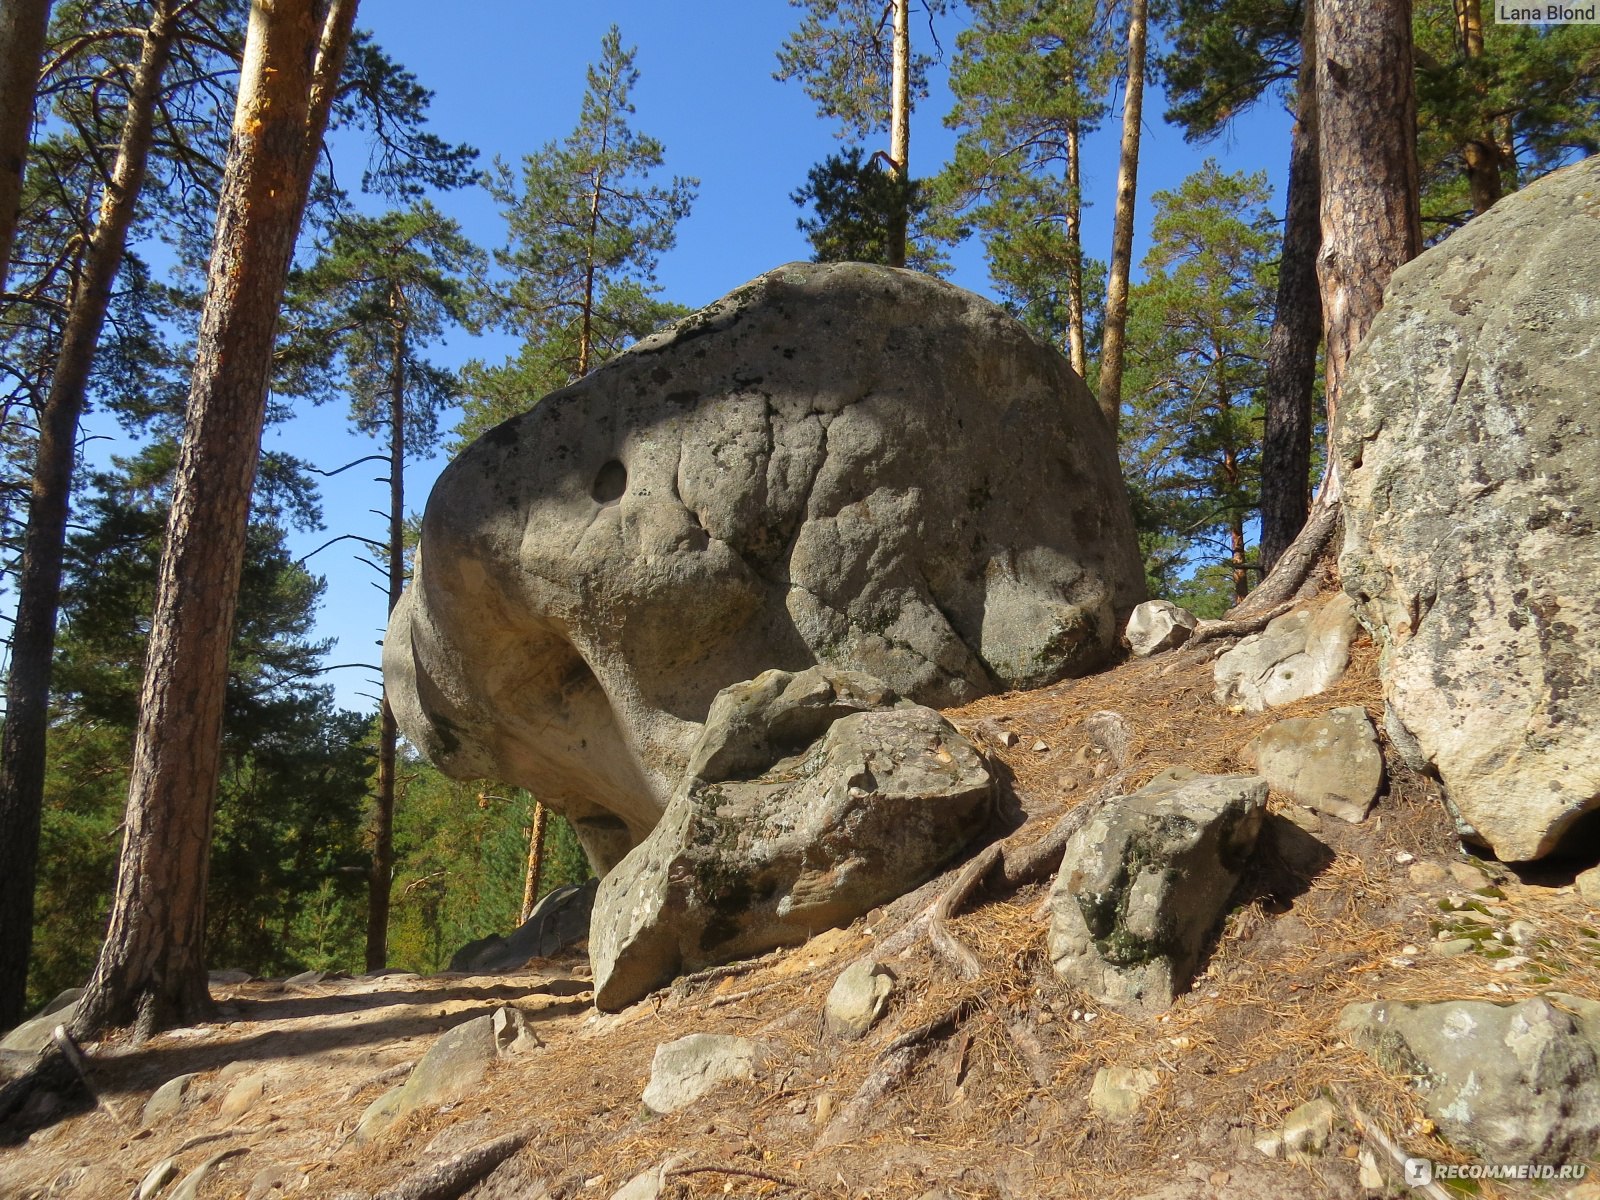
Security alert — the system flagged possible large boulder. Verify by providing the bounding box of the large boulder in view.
[1340,994,1600,1161]
[1335,156,1600,861]
[1047,769,1266,1010]
[590,667,994,1011]
[384,262,1143,868]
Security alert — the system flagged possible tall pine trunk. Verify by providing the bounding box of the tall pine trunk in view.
[886,0,910,268]
[0,2,177,1033]
[366,297,406,971]
[72,0,358,1041]
[1097,0,1148,438]
[1230,0,1420,617]
[1257,4,1322,576]
[1065,112,1087,380]
[0,0,51,295]
[1316,0,1421,428]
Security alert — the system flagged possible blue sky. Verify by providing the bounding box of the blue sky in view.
[240,0,1295,713]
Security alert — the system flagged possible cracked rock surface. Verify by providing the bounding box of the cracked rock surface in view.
[383,262,1142,869]
[1335,155,1600,861]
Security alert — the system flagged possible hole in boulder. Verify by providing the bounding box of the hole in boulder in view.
[592,459,627,504]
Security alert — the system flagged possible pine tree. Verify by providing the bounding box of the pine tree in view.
[30,452,371,1003]
[791,146,944,271]
[936,0,1116,375]
[70,0,360,1042]
[775,0,949,268]
[457,26,695,443]
[293,202,483,969]
[1121,163,1277,604]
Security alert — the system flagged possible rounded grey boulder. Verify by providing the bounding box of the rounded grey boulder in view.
[384,263,1144,865]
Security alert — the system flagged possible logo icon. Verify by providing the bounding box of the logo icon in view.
[1405,1158,1435,1186]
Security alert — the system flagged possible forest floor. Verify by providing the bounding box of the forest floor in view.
[3,625,1599,1200]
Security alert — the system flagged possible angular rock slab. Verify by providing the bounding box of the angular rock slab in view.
[1340,994,1600,1161]
[1125,600,1198,657]
[385,262,1143,868]
[1048,769,1266,1010]
[642,1033,768,1114]
[1213,594,1358,713]
[591,666,994,1012]
[1242,706,1384,823]
[1335,155,1600,861]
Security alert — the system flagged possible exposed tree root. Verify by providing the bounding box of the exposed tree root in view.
[373,1128,531,1200]
[1185,600,1297,651]
[1226,491,1341,620]
[819,995,982,1147]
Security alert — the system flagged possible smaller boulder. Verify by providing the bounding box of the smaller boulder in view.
[1214,594,1358,712]
[591,667,994,1011]
[641,1034,767,1114]
[1241,706,1384,823]
[449,879,598,974]
[824,960,893,1040]
[1125,601,1199,657]
[141,1071,202,1127]
[1048,769,1267,1010]
[1340,994,1600,1161]
[0,987,82,1054]
[355,1005,528,1140]
[1577,865,1600,910]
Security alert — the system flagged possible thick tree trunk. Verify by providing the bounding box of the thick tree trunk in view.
[366,303,406,972]
[0,3,176,1035]
[1235,0,1420,620]
[0,0,51,295]
[1096,0,1148,438]
[1315,0,1421,427]
[1065,113,1087,379]
[886,0,910,269]
[1257,4,1322,576]
[71,0,358,1042]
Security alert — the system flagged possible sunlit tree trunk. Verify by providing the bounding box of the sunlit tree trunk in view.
[886,0,910,268]
[72,0,358,1041]
[1065,112,1087,379]
[0,0,178,1033]
[1257,4,1322,576]
[519,800,550,923]
[1097,0,1148,438]
[0,0,51,296]
[1233,0,1420,617]
[1316,0,1421,429]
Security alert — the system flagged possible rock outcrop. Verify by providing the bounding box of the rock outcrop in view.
[1341,994,1600,1161]
[1335,155,1600,861]
[384,262,1143,868]
[1212,594,1358,713]
[1048,769,1266,1010]
[590,667,994,1011]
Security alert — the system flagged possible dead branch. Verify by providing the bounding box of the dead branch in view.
[373,1128,531,1200]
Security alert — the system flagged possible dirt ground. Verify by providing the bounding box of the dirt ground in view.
[2,626,1598,1200]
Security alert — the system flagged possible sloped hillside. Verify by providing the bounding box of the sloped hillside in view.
[3,620,1598,1200]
